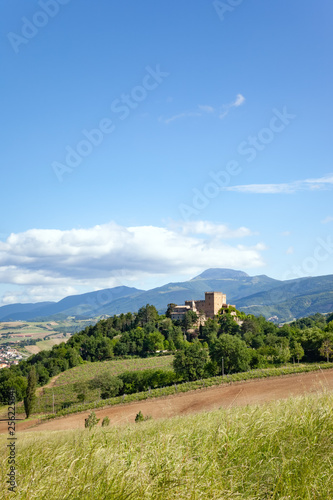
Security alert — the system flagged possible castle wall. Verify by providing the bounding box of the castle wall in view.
[204,292,226,318]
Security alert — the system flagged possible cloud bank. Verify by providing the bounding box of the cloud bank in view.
[0,221,265,304]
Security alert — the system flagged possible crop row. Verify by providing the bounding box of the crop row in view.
[42,362,333,421]
[54,355,174,386]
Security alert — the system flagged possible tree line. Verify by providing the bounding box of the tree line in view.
[0,304,333,410]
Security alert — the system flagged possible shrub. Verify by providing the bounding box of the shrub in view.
[84,411,100,429]
[135,411,151,423]
[102,416,110,427]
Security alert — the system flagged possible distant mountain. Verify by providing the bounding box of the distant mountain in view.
[193,268,250,280]
[0,269,332,323]
[236,275,333,321]
[0,302,54,321]
[0,287,143,321]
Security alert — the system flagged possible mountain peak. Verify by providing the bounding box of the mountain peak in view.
[192,268,250,280]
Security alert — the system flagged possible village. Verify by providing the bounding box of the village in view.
[0,345,24,369]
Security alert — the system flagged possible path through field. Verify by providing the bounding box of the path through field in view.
[3,369,333,433]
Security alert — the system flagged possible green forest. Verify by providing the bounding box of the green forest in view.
[1,304,333,408]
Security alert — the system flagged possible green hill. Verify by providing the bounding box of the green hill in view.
[237,275,333,321]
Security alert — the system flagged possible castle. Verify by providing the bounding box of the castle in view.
[170,291,237,323]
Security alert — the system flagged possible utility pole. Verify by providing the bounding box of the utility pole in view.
[52,391,55,414]
[222,357,224,377]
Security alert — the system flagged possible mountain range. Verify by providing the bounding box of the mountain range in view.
[0,268,332,323]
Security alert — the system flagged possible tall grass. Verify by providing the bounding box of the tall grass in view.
[1,391,333,498]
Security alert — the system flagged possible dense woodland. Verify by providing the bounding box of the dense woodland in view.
[0,304,333,405]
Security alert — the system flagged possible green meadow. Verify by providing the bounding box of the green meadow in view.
[16,355,174,414]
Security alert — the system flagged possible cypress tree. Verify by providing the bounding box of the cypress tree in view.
[24,366,37,418]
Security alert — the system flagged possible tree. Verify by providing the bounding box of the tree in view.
[200,318,219,342]
[80,336,113,362]
[137,304,159,326]
[74,381,89,402]
[294,327,327,362]
[0,372,27,404]
[218,313,240,336]
[24,367,37,418]
[181,311,199,338]
[209,334,251,374]
[290,341,304,364]
[319,339,333,362]
[143,331,165,352]
[89,373,123,399]
[35,364,50,386]
[166,303,177,318]
[173,342,209,381]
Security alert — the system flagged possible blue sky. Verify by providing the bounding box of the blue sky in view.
[1,0,333,305]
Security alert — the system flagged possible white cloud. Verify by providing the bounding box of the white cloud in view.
[161,94,244,124]
[1,286,79,305]
[286,246,294,255]
[219,93,245,119]
[222,174,333,194]
[198,105,214,113]
[159,111,202,124]
[173,220,254,239]
[0,221,266,303]
[321,216,333,224]
[233,94,246,107]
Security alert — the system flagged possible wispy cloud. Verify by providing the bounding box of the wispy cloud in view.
[321,216,333,224]
[160,94,245,124]
[219,93,245,119]
[221,174,333,194]
[160,111,201,125]
[198,104,214,113]
[172,220,255,239]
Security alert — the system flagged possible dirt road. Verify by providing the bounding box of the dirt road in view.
[2,369,333,434]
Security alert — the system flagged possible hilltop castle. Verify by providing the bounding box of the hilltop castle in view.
[170,291,237,323]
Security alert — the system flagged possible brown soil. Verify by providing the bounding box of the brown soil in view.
[35,373,61,396]
[0,322,24,328]
[2,369,333,434]
[24,346,41,355]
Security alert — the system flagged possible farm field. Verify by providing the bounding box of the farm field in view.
[1,389,333,498]
[16,355,175,414]
[24,338,66,354]
[7,367,333,433]
[0,318,95,352]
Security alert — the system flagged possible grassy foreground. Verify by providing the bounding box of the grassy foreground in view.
[2,392,333,499]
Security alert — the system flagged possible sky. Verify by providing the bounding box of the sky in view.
[1,0,333,306]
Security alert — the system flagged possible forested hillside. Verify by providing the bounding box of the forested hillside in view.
[1,301,333,409]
